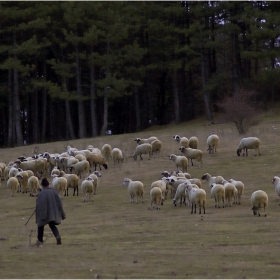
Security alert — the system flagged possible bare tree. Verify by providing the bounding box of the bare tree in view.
[216,89,260,134]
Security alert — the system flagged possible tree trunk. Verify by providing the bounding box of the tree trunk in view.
[100,88,108,136]
[75,43,86,138]
[90,63,98,137]
[41,59,47,143]
[13,31,23,146]
[173,69,180,124]
[134,86,141,131]
[201,52,212,121]
[8,68,14,147]
[63,76,75,140]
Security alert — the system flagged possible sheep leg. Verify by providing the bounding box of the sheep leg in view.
[191,203,194,214]
[191,159,194,166]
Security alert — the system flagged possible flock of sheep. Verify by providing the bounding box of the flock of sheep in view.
[1,131,279,217]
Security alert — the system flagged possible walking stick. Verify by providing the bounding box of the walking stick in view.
[25,209,36,226]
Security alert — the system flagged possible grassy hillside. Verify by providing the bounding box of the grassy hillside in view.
[1,111,280,279]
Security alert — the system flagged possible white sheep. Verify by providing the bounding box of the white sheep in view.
[69,160,90,179]
[150,177,169,200]
[87,153,108,171]
[184,183,200,207]
[7,176,22,196]
[166,177,188,199]
[201,173,225,188]
[188,136,199,149]
[169,154,188,173]
[61,156,79,172]
[135,136,158,145]
[8,166,23,178]
[151,139,162,157]
[236,137,261,156]
[51,175,67,198]
[0,162,6,181]
[63,173,79,196]
[16,171,29,193]
[173,181,189,207]
[101,144,112,161]
[207,134,219,154]
[148,186,164,210]
[111,148,124,164]
[189,178,202,188]
[88,171,102,195]
[185,183,206,214]
[173,135,189,148]
[210,183,225,208]
[251,190,268,217]
[176,171,191,179]
[28,175,40,197]
[222,181,235,207]
[51,166,61,177]
[122,178,144,204]
[80,177,95,202]
[132,143,152,161]
[228,179,244,205]
[272,176,280,205]
[179,146,203,167]
[75,154,87,162]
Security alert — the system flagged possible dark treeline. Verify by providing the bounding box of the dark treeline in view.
[0,1,280,147]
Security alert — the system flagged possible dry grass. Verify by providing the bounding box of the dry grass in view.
[1,112,280,279]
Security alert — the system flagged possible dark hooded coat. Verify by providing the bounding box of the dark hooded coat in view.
[36,187,66,227]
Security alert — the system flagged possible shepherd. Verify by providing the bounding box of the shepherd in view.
[35,178,66,247]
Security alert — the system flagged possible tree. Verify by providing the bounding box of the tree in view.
[216,89,260,134]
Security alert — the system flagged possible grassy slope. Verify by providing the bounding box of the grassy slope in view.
[1,111,280,279]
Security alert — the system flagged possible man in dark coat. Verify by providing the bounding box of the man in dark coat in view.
[36,178,66,247]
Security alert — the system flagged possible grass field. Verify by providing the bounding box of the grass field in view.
[1,111,280,279]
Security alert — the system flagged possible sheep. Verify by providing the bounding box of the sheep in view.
[173,181,189,207]
[111,148,124,164]
[28,175,40,197]
[88,171,102,195]
[161,171,176,178]
[179,146,203,167]
[148,187,164,210]
[7,176,22,197]
[150,177,169,200]
[236,137,261,156]
[251,190,268,217]
[184,183,200,207]
[169,154,188,173]
[207,134,219,154]
[132,143,152,161]
[80,177,95,202]
[176,171,191,179]
[228,179,245,205]
[60,156,79,172]
[210,183,225,208]
[201,173,225,188]
[69,160,90,179]
[185,183,206,214]
[101,144,112,161]
[122,178,144,204]
[173,135,189,148]
[188,136,199,149]
[0,162,6,181]
[151,140,162,157]
[63,174,79,196]
[189,178,202,189]
[51,175,67,198]
[26,170,34,178]
[8,166,23,179]
[51,166,61,177]
[271,176,280,205]
[87,153,108,171]
[86,145,94,152]
[4,165,12,181]
[67,145,78,155]
[166,177,189,199]
[75,154,87,162]
[222,181,235,207]
[15,158,46,178]
[42,152,58,174]
[16,171,29,193]
[135,136,158,145]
